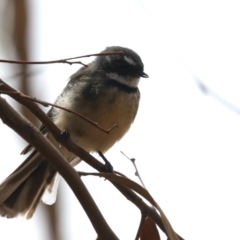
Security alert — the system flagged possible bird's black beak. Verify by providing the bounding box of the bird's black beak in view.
[141,72,149,78]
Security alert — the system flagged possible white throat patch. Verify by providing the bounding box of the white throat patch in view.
[107,73,139,88]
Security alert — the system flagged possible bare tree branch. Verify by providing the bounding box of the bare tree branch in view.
[0,78,184,240]
[0,95,119,240]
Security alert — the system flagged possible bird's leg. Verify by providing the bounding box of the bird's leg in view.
[57,130,70,147]
[98,151,113,172]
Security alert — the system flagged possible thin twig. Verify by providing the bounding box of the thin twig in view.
[0,90,118,134]
[62,51,124,60]
[0,58,88,66]
[0,51,124,66]
[121,151,146,189]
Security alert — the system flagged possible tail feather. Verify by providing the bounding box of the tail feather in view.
[0,151,56,218]
[0,150,40,203]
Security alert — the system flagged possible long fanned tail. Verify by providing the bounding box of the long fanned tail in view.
[0,150,56,219]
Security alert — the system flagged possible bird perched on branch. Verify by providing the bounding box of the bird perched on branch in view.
[0,46,148,219]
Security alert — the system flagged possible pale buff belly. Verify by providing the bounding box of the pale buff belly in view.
[49,90,139,161]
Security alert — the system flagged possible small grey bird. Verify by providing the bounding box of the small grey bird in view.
[0,46,148,219]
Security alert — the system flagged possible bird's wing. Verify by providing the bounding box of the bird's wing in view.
[20,110,53,155]
[21,65,90,155]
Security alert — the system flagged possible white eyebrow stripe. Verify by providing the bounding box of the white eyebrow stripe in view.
[107,73,139,88]
[124,56,136,65]
[105,56,111,62]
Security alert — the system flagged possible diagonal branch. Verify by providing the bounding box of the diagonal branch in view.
[0,95,119,240]
[0,78,184,240]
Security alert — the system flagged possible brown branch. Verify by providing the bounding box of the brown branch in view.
[0,51,124,66]
[135,215,147,240]
[0,79,104,170]
[0,96,118,240]
[0,89,118,134]
[78,171,181,240]
[0,78,184,240]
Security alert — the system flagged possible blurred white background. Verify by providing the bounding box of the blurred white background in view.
[1,0,240,239]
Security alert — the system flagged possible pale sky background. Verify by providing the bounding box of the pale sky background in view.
[1,0,240,239]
